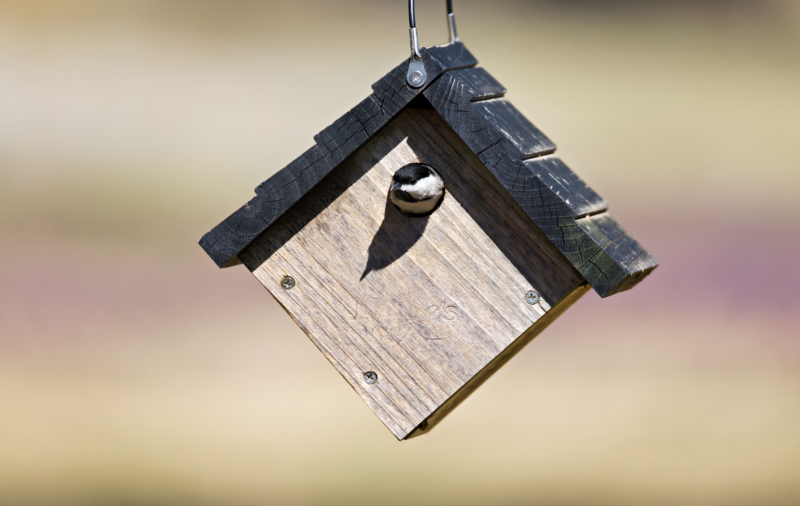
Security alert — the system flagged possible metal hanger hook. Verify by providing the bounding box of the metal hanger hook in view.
[446,0,460,44]
[408,0,459,58]
[407,0,459,87]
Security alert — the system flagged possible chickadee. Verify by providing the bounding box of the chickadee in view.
[389,164,445,216]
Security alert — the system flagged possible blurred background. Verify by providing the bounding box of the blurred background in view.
[1,0,799,504]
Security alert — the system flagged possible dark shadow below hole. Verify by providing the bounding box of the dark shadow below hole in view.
[360,197,431,281]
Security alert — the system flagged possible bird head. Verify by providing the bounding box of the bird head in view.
[389,164,445,216]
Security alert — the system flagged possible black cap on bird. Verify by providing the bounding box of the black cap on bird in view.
[389,164,445,216]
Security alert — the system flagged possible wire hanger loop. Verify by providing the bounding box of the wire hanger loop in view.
[406,0,459,88]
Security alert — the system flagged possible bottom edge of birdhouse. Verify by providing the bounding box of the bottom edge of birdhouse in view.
[402,282,591,440]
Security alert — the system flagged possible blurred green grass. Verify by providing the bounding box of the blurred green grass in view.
[1,1,799,505]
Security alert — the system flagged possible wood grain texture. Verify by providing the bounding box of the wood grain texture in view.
[471,98,556,158]
[405,282,590,439]
[423,72,658,297]
[574,213,659,297]
[239,109,586,440]
[523,155,608,217]
[448,67,507,101]
[200,43,477,269]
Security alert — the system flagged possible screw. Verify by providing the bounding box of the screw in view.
[281,276,295,290]
[525,290,540,305]
[364,371,378,385]
[410,71,423,84]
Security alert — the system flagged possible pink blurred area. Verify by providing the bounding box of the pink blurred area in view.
[1,1,799,505]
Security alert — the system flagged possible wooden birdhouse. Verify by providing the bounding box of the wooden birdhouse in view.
[199,42,657,440]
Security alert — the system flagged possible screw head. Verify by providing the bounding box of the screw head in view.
[281,276,295,290]
[364,371,378,385]
[525,290,540,305]
[410,71,423,84]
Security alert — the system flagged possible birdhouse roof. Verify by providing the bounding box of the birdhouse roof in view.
[199,43,657,297]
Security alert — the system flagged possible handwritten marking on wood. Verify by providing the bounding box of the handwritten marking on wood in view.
[240,109,586,440]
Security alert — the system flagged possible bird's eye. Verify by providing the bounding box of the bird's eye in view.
[410,178,417,184]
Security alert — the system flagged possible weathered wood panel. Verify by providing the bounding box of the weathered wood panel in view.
[448,67,507,101]
[574,213,659,296]
[471,98,556,159]
[524,155,608,217]
[405,282,590,439]
[239,109,586,439]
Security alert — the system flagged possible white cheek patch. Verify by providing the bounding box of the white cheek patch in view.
[400,174,444,201]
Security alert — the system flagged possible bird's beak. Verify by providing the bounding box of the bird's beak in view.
[390,182,401,192]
